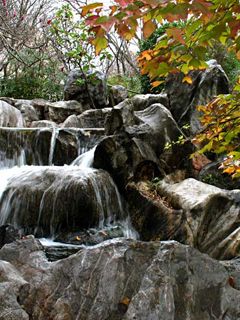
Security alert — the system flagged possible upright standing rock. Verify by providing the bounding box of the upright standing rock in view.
[64,69,109,109]
[164,60,229,133]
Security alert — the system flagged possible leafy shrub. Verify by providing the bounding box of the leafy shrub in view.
[206,42,240,87]
[0,75,63,101]
[107,74,141,97]
[0,50,64,101]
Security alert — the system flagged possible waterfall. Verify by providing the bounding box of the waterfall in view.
[72,147,138,239]
[0,124,138,244]
[48,127,59,165]
[71,146,96,167]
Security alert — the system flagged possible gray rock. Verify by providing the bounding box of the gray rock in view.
[164,60,229,133]
[0,98,49,122]
[77,107,112,128]
[0,237,239,320]
[0,100,24,127]
[61,114,81,128]
[131,93,169,111]
[157,178,240,259]
[48,100,88,124]
[31,120,58,128]
[0,167,125,237]
[94,102,184,189]
[15,102,39,127]
[64,69,108,108]
[109,85,129,107]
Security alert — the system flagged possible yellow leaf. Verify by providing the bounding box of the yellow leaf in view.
[76,236,81,241]
[82,3,103,16]
[182,76,193,84]
[92,36,107,55]
[120,297,130,306]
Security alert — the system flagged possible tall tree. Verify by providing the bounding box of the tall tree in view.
[0,0,53,76]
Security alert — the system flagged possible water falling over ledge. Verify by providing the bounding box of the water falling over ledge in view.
[0,125,137,247]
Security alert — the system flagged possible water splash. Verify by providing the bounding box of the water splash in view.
[71,146,96,167]
[0,149,26,170]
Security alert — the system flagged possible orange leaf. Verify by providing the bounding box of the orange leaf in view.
[143,20,156,38]
[166,27,185,44]
[223,167,235,174]
[139,50,153,61]
[151,80,164,87]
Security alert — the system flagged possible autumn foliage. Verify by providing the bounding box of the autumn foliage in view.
[81,0,240,177]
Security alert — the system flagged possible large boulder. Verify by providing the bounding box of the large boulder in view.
[126,181,184,241]
[0,100,24,127]
[156,178,240,259]
[0,167,125,237]
[14,100,39,127]
[64,69,108,108]
[48,100,88,124]
[94,102,186,189]
[164,60,229,133]
[0,237,239,319]
[77,107,112,128]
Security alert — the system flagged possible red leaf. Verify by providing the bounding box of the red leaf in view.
[115,0,134,8]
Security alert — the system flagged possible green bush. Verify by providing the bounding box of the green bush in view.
[0,49,65,101]
[206,42,240,87]
[0,75,63,101]
[107,74,141,97]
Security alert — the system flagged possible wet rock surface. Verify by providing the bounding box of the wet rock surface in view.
[0,167,124,237]
[0,127,102,166]
[0,237,239,320]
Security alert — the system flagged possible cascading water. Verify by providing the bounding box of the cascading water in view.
[0,122,138,248]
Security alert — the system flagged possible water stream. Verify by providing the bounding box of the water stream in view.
[0,125,137,251]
